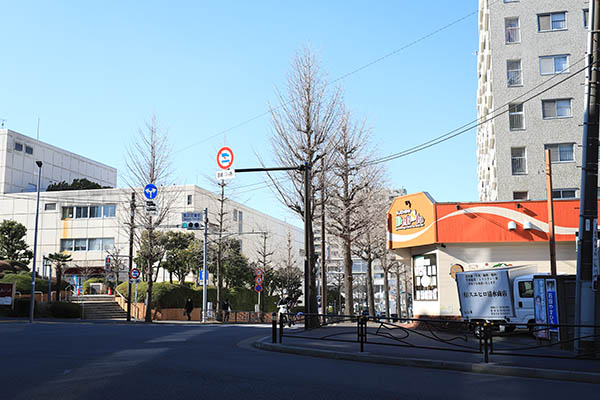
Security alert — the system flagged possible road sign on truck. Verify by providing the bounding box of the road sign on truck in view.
[456,265,537,328]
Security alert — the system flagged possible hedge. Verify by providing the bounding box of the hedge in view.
[115,281,278,312]
[0,273,67,294]
[0,299,80,318]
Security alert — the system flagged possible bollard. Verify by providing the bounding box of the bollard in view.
[279,314,284,343]
[483,323,489,363]
[272,312,277,343]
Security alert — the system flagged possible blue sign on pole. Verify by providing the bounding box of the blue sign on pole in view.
[546,279,559,335]
[144,184,158,200]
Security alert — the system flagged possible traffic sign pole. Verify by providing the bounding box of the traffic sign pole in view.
[202,208,208,323]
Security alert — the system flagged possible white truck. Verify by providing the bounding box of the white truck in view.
[455,265,538,333]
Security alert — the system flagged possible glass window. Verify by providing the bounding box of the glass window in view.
[60,239,73,252]
[75,206,88,218]
[103,204,116,218]
[102,238,115,251]
[74,239,87,251]
[511,147,527,175]
[538,12,566,32]
[545,143,574,162]
[518,281,534,298]
[62,206,74,219]
[507,60,522,86]
[540,55,569,75]
[14,142,23,151]
[89,205,102,218]
[542,99,572,119]
[233,209,238,222]
[88,238,102,251]
[238,211,243,233]
[513,191,528,200]
[509,103,524,130]
[187,195,192,205]
[44,203,56,211]
[505,18,520,43]
[25,146,33,155]
[552,189,577,199]
[413,254,438,301]
[584,9,589,29]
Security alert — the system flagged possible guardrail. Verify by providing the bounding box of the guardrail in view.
[272,313,600,363]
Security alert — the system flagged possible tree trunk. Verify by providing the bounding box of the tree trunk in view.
[395,270,401,318]
[145,259,153,322]
[343,241,353,316]
[55,267,62,302]
[366,257,375,316]
[383,267,390,318]
[169,272,173,284]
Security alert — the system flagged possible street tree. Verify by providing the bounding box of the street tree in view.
[255,231,275,300]
[212,179,231,313]
[327,110,377,316]
[125,115,177,322]
[163,231,198,284]
[268,46,342,324]
[273,232,303,308]
[0,220,33,270]
[47,252,72,301]
[221,239,252,289]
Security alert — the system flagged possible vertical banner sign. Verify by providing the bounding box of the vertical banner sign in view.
[594,218,599,290]
[533,278,548,339]
[545,279,559,338]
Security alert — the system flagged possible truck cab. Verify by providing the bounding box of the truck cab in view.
[512,274,536,327]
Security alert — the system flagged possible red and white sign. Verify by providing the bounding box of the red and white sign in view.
[217,147,234,170]
[129,268,140,280]
[255,268,263,276]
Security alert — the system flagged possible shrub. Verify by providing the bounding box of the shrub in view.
[0,273,53,293]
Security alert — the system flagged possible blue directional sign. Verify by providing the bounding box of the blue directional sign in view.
[144,184,158,200]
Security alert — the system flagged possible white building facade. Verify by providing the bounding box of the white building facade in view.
[477,0,589,201]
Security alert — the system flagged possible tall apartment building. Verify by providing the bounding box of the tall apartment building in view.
[477,0,590,201]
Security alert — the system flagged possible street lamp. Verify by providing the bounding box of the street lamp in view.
[29,161,43,323]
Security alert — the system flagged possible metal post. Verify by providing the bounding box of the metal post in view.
[303,162,313,329]
[576,0,600,355]
[48,259,52,302]
[545,150,557,275]
[272,312,277,343]
[202,207,208,323]
[127,191,135,322]
[321,157,327,322]
[29,161,43,323]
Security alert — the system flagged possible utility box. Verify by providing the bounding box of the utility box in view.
[533,275,576,350]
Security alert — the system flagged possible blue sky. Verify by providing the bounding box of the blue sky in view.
[1,1,479,227]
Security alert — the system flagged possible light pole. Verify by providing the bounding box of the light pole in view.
[29,161,43,323]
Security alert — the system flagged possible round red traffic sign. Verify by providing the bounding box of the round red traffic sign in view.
[255,268,263,276]
[129,268,140,280]
[254,284,262,293]
[216,147,234,170]
[255,276,263,285]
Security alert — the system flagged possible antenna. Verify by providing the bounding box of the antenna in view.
[0,118,5,128]
[36,117,40,140]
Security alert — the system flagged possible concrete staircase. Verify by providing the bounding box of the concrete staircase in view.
[70,295,128,320]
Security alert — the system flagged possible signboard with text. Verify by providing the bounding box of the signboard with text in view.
[0,283,15,306]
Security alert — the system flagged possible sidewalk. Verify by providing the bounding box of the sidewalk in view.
[253,322,600,384]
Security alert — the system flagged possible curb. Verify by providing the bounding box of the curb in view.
[253,340,600,384]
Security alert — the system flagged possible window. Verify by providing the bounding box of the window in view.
[88,238,102,251]
[75,206,88,218]
[518,281,534,298]
[542,99,572,119]
[538,12,567,31]
[511,147,527,175]
[507,60,522,86]
[545,143,574,162]
[553,189,577,199]
[89,205,102,218]
[14,142,23,151]
[187,195,192,205]
[60,239,74,252]
[505,18,520,43]
[413,254,438,301]
[74,239,87,251]
[540,55,569,75]
[504,0,519,2]
[103,204,116,218]
[44,203,56,211]
[238,211,243,233]
[584,9,589,29]
[102,238,115,250]
[513,191,528,200]
[25,145,33,155]
[62,206,74,219]
[509,103,524,130]
[233,209,238,222]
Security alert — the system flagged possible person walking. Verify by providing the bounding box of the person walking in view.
[184,298,194,321]
[222,299,231,322]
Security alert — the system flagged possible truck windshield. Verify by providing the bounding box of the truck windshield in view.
[518,281,534,298]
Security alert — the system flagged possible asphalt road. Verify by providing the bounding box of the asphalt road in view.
[0,320,596,399]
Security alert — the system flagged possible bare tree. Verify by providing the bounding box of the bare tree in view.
[328,111,378,316]
[274,232,303,309]
[212,179,231,314]
[268,46,342,324]
[125,115,177,323]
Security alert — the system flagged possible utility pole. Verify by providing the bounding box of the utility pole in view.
[321,158,327,319]
[202,207,208,323]
[545,149,557,275]
[304,162,316,329]
[576,0,600,355]
[29,161,43,323]
[127,191,135,322]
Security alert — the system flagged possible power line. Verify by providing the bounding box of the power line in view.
[173,4,484,154]
[367,56,593,166]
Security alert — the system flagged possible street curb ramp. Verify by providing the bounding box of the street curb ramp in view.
[253,339,600,385]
